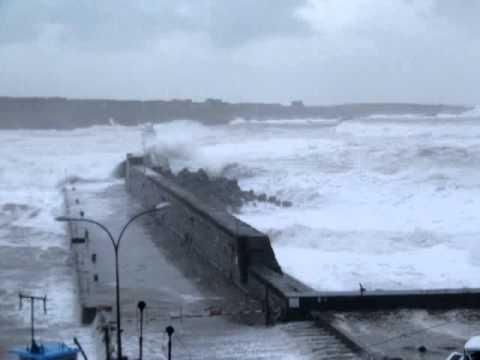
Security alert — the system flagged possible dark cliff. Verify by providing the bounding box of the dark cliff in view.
[0,96,470,129]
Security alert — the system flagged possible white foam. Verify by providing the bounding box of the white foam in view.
[3,115,480,292]
[151,117,480,291]
[0,126,143,248]
[229,117,340,126]
[363,105,480,121]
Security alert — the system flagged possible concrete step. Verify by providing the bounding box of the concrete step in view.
[159,319,359,360]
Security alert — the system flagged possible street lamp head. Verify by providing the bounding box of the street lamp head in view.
[137,300,146,311]
[155,202,171,210]
[166,325,175,336]
[55,216,71,222]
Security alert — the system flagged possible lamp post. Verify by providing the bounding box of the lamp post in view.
[137,301,146,360]
[56,202,170,360]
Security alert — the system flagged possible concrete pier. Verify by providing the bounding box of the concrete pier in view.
[56,153,480,359]
[63,181,360,359]
[125,155,480,319]
[116,154,480,359]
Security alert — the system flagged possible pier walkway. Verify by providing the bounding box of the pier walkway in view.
[64,177,480,359]
[64,180,360,359]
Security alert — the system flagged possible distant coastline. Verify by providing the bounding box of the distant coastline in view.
[0,96,471,129]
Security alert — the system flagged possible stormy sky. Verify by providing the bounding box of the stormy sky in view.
[0,0,478,105]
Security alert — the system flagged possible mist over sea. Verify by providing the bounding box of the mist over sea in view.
[1,110,480,355]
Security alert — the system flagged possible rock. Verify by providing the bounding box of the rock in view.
[152,166,292,212]
[197,169,209,182]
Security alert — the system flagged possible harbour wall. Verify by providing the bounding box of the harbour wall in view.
[58,154,480,360]
[126,156,282,283]
[124,153,480,322]
[125,154,316,320]
[62,186,106,323]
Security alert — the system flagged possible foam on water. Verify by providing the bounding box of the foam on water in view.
[150,114,480,291]
[0,125,143,358]
[363,105,480,121]
[230,117,340,126]
[3,114,480,354]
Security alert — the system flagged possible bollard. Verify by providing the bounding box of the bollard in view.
[102,325,111,360]
[137,301,146,360]
[166,325,174,360]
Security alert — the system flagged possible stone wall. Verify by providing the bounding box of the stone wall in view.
[125,154,282,289]
[62,185,106,324]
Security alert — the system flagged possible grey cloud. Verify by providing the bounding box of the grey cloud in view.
[0,1,200,49]
[205,0,310,47]
[1,0,479,105]
[0,0,51,44]
[0,0,310,50]
[433,0,480,35]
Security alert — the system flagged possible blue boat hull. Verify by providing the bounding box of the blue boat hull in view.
[10,342,79,360]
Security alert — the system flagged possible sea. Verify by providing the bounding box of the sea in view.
[1,108,480,356]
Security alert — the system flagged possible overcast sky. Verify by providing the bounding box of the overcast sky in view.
[0,0,479,105]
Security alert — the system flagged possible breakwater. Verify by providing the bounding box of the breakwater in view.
[58,155,480,359]
[125,154,318,321]
[125,153,480,322]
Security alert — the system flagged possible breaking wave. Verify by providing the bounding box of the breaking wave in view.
[229,117,340,126]
[363,105,480,121]
[0,202,40,227]
[216,162,267,180]
[3,114,480,294]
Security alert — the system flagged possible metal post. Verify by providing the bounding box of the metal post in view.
[168,338,171,360]
[103,325,111,360]
[73,337,89,360]
[114,248,122,360]
[166,326,174,360]
[30,299,35,349]
[139,313,143,360]
[137,301,146,360]
[19,293,46,353]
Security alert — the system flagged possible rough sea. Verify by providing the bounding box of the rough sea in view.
[1,109,480,355]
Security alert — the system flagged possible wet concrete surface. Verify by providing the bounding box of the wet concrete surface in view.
[331,309,480,359]
[68,181,260,319]
[4,179,480,359]
[64,181,359,359]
